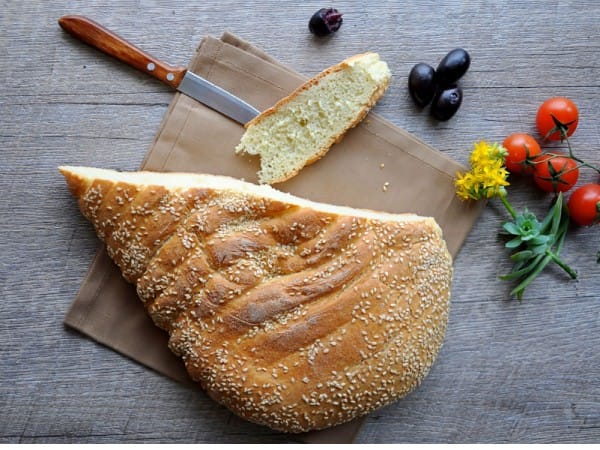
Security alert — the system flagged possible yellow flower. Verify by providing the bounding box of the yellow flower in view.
[469,141,489,167]
[469,141,507,168]
[455,141,510,201]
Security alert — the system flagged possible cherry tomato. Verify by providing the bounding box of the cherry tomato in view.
[502,133,542,174]
[567,184,600,226]
[536,97,579,141]
[532,153,579,193]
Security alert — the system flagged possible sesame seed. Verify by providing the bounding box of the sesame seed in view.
[72,170,452,433]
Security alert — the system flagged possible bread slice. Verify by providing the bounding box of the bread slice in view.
[235,52,391,184]
[60,165,452,433]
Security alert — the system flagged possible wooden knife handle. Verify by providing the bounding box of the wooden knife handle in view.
[58,15,187,88]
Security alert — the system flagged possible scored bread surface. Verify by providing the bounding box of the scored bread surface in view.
[235,52,391,184]
[60,165,452,433]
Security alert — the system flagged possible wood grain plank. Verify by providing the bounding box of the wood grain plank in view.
[1,0,598,443]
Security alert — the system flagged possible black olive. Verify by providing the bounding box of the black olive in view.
[435,48,470,87]
[431,86,463,121]
[309,8,343,37]
[408,63,437,107]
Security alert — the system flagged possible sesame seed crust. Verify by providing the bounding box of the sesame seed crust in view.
[60,166,453,434]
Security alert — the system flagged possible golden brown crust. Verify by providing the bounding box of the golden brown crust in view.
[243,53,375,130]
[60,166,452,433]
[240,52,391,184]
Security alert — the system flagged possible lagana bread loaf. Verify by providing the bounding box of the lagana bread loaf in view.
[235,52,391,184]
[59,165,452,433]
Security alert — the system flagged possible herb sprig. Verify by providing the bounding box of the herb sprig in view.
[455,141,577,300]
[498,192,576,300]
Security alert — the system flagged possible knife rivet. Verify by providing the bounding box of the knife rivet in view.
[146,62,156,71]
[166,73,175,81]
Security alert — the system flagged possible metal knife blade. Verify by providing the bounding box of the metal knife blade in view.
[178,71,259,124]
[58,15,260,125]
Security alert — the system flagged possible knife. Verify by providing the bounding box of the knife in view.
[58,15,260,124]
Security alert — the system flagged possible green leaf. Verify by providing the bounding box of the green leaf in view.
[511,259,527,273]
[539,198,558,232]
[510,254,553,299]
[529,235,551,246]
[502,221,520,235]
[549,194,564,237]
[505,237,523,249]
[547,214,577,279]
[510,250,534,262]
[499,253,545,281]
[530,244,549,255]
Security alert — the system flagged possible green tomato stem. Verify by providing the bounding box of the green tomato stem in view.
[533,141,600,175]
[564,136,600,174]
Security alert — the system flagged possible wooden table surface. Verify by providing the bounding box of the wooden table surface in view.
[2,0,599,444]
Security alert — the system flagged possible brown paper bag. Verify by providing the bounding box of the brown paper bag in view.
[64,32,484,443]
